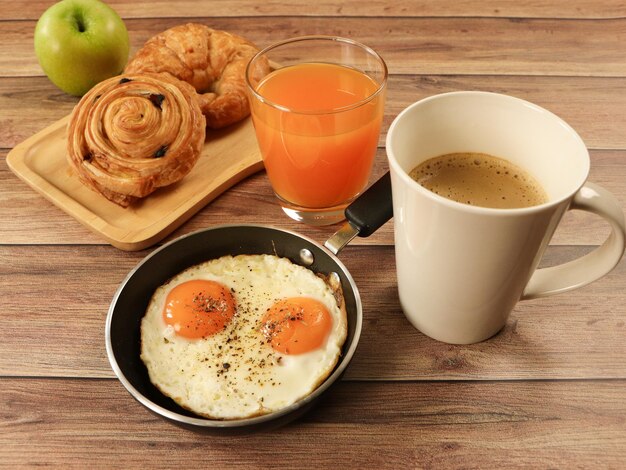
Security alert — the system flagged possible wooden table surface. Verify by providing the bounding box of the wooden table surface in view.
[1,1,625,467]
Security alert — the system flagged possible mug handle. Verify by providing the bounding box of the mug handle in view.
[522,182,626,300]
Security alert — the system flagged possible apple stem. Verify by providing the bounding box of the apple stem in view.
[74,13,86,33]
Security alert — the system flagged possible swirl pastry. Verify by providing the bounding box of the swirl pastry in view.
[125,23,270,129]
[67,73,206,207]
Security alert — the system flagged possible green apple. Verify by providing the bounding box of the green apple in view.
[34,0,129,96]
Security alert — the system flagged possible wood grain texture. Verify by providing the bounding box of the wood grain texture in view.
[1,1,626,466]
[2,17,626,78]
[2,148,625,248]
[3,75,626,150]
[2,0,625,20]
[2,378,625,468]
[0,245,624,380]
[6,115,264,251]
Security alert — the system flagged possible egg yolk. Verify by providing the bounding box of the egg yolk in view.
[261,297,332,354]
[163,280,235,339]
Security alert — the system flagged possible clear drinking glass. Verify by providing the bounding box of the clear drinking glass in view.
[246,36,387,225]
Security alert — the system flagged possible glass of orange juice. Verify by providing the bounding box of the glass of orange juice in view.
[246,36,387,225]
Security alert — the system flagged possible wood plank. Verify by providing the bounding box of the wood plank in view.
[1,0,622,464]
[0,244,624,380]
[2,17,625,78]
[1,378,624,467]
[2,0,624,20]
[3,74,626,151]
[2,144,625,248]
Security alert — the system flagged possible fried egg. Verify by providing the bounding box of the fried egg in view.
[140,254,348,420]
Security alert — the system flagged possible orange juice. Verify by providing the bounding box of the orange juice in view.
[250,62,385,208]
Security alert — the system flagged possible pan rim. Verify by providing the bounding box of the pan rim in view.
[105,223,363,428]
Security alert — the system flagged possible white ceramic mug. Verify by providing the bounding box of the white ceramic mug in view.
[386,91,626,344]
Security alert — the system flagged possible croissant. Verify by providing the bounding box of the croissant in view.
[125,23,270,129]
[66,73,206,207]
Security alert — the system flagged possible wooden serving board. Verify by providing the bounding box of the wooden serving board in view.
[6,115,264,251]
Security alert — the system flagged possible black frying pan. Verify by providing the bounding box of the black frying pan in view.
[105,173,392,433]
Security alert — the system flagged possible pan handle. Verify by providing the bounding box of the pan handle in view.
[324,172,393,255]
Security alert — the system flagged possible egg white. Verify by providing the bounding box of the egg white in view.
[140,254,347,420]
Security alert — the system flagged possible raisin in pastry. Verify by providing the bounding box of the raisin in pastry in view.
[66,73,206,207]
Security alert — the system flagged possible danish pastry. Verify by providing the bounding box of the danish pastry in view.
[66,73,206,207]
[125,23,270,128]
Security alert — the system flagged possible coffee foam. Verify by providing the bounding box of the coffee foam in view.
[409,152,548,209]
